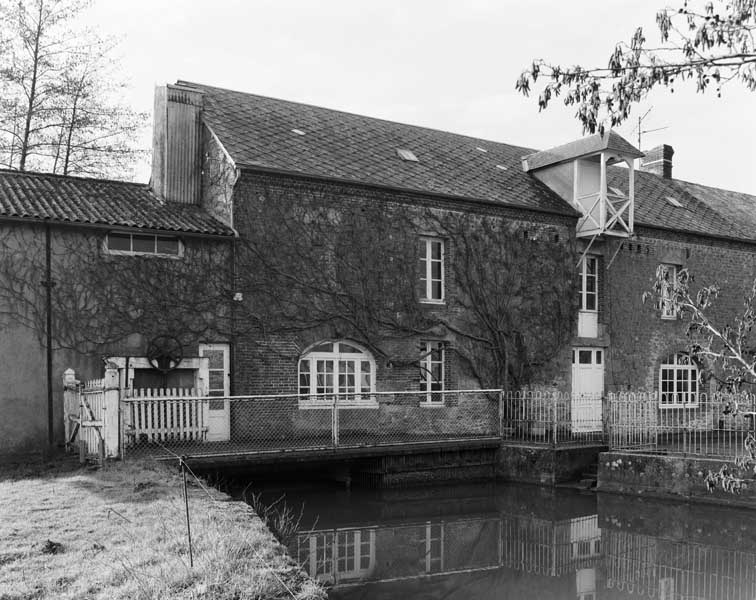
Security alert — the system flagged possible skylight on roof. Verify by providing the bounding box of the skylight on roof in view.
[291,129,306,136]
[665,196,684,208]
[496,164,508,171]
[396,148,419,162]
[476,147,488,153]
[609,186,626,197]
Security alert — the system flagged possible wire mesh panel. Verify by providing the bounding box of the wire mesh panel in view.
[121,389,501,459]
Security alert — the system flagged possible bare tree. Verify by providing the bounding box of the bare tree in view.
[0,0,147,178]
[516,0,756,134]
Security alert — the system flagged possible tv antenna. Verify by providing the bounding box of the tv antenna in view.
[631,107,669,151]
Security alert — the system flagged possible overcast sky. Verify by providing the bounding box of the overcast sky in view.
[84,0,755,194]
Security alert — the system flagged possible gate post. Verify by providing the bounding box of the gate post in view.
[103,363,121,459]
[62,369,80,450]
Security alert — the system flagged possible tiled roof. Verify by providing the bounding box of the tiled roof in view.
[0,170,234,236]
[178,81,577,216]
[608,168,756,242]
[523,131,644,171]
[180,81,755,244]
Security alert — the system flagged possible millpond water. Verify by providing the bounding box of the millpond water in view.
[236,479,756,599]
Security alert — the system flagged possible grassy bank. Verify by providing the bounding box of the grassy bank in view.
[0,457,324,600]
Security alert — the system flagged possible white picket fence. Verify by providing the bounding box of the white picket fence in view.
[123,388,207,445]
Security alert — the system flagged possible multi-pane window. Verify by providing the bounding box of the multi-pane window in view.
[106,232,181,256]
[420,341,444,403]
[659,353,699,408]
[579,255,598,311]
[419,237,444,302]
[298,341,374,400]
[659,264,678,319]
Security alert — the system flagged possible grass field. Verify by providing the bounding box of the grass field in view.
[0,456,324,600]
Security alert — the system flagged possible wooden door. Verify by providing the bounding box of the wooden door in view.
[200,343,230,442]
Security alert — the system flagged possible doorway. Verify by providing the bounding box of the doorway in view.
[571,347,604,433]
[199,343,231,442]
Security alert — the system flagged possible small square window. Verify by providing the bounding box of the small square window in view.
[107,233,131,252]
[156,236,180,255]
[132,234,155,253]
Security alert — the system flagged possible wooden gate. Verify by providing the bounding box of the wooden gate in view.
[79,378,107,460]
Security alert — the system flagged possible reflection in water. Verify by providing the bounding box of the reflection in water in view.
[240,482,756,599]
[604,532,756,599]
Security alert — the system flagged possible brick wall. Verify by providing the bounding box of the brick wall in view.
[230,170,577,396]
[603,226,756,392]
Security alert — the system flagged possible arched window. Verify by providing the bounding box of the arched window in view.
[659,353,699,408]
[298,341,376,399]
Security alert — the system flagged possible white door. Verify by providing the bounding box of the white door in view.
[199,343,230,442]
[571,348,604,432]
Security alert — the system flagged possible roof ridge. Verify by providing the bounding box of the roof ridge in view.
[177,79,538,154]
[670,174,756,200]
[0,168,148,188]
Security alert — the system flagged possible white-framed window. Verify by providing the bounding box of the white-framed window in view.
[419,237,444,303]
[420,341,444,404]
[579,255,598,312]
[298,341,376,408]
[106,232,182,257]
[659,353,699,408]
[660,264,678,319]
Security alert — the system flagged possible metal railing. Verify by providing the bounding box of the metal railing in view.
[608,392,756,459]
[500,391,605,448]
[121,389,502,459]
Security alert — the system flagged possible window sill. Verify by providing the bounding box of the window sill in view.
[419,299,445,306]
[105,249,183,259]
[298,398,379,410]
[419,401,445,408]
[658,403,698,409]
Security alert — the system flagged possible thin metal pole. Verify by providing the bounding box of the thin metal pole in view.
[180,458,194,568]
[44,224,53,449]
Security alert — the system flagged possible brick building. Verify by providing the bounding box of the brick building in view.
[2,79,755,457]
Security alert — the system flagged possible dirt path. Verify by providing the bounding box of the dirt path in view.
[0,457,323,600]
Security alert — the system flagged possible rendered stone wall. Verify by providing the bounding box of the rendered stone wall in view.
[598,450,756,507]
[496,445,604,485]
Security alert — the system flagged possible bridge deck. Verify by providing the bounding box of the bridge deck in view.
[137,435,503,468]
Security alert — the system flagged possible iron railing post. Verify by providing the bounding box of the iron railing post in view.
[498,390,503,437]
[332,395,340,449]
[552,391,558,448]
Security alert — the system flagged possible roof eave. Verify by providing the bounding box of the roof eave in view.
[0,214,236,238]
